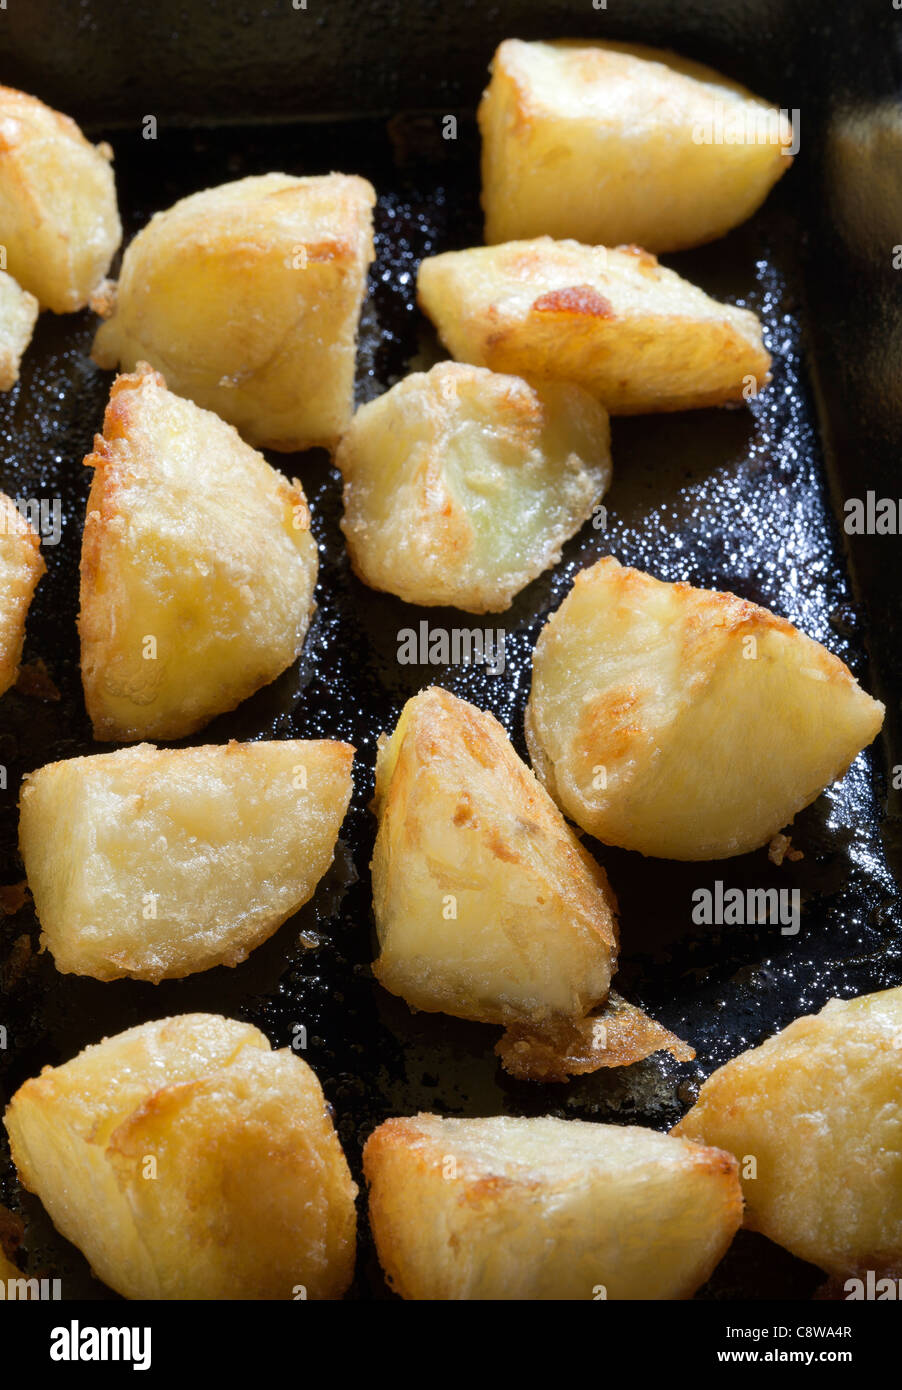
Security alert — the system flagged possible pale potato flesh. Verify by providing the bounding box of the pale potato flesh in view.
[0,491,44,697]
[480,40,793,250]
[92,172,375,451]
[78,364,319,741]
[0,269,37,389]
[337,361,611,613]
[0,85,121,312]
[371,686,617,1026]
[4,1014,357,1299]
[19,739,354,981]
[417,238,770,414]
[673,988,902,1277]
[364,1113,742,1300]
[525,556,885,859]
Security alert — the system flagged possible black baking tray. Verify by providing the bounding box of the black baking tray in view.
[0,0,900,1302]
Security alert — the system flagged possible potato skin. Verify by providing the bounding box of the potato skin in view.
[78,364,319,742]
[0,492,44,697]
[364,1113,742,1300]
[372,687,617,1026]
[0,270,38,390]
[673,988,902,1277]
[4,1014,357,1300]
[19,739,354,981]
[337,361,611,613]
[0,86,121,312]
[479,40,793,250]
[525,556,885,859]
[92,172,375,451]
[417,238,770,414]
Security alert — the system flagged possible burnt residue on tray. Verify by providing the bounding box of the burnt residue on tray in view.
[0,114,898,1301]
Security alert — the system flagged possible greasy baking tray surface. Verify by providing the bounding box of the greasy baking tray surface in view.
[0,114,898,1300]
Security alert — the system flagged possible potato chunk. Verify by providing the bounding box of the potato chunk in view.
[372,686,617,1026]
[4,1014,357,1299]
[337,362,611,613]
[19,739,354,981]
[0,492,44,697]
[525,557,884,859]
[92,172,375,451]
[364,1113,742,1300]
[78,364,318,742]
[417,238,770,414]
[479,40,794,250]
[673,988,902,1277]
[0,86,121,312]
[0,270,37,389]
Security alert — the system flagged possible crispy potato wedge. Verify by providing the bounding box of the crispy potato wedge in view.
[78,364,318,742]
[92,172,375,451]
[0,86,121,312]
[364,1113,742,1300]
[4,1014,357,1299]
[0,492,44,698]
[479,40,794,250]
[0,270,37,389]
[525,556,885,859]
[673,988,902,1277]
[417,238,770,414]
[372,686,617,1026]
[337,361,611,613]
[19,739,354,981]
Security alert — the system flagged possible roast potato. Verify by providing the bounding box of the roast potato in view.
[525,556,884,859]
[479,40,794,250]
[417,238,770,414]
[673,987,902,1277]
[4,1014,357,1299]
[91,172,375,451]
[0,86,121,312]
[371,686,617,1026]
[364,1113,742,1300]
[336,361,611,612]
[0,270,37,389]
[0,492,44,698]
[78,364,318,742]
[19,739,354,981]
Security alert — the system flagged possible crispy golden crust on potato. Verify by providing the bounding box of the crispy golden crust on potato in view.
[0,85,121,312]
[19,739,354,981]
[416,237,771,414]
[91,172,375,451]
[371,686,618,1026]
[337,361,611,613]
[78,363,318,742]
[4,1014,357,1300]
[673,987,902,1277]
[0,492,44,698]
[479,40,793,250]
[525,556,884,859]
[0,270,38,390]
[364,1113,742,1299]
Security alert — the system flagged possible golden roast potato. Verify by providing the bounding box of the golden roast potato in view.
[0,85,121,312]
[91,172,375,451]
[364,1113,742,1300]
[19,739,354,981]
[371,686,617,1026]
[417,238,770,413]
[78,364,318,742]
[0,270,37,389]
[525,556,884,859]
[4,1014,358,1300]
[479,40,794,250]
[337,361,611,613]
[673,987,902,1277]
[0,492,44,697]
